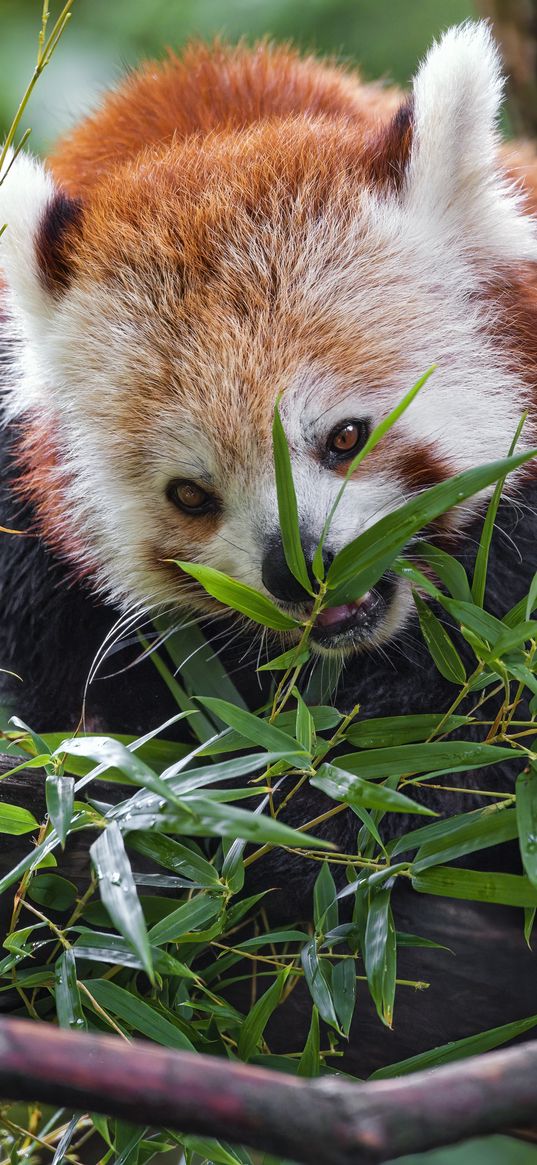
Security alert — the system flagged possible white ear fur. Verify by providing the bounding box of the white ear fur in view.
[0,150,57,324]
[404,22,537,263]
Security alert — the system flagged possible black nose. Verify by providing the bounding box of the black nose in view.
[261,535,334,605]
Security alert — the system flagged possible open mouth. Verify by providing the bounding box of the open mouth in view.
[310,575,396,650]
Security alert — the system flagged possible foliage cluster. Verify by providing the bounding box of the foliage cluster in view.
[2,372,537,1164]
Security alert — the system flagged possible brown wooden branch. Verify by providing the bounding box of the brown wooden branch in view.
[1,1017,537,1164]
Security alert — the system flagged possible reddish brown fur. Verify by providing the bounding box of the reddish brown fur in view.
[14,40,537,578]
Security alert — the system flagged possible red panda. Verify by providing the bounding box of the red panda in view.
[1,22,537,669]
[1,22,537,1068]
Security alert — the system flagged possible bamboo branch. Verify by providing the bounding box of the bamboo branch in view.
[1,1017,537,1164]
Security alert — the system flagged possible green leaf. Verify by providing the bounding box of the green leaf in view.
[488,621,537,658]
[238,971,286,1061]
[471,413,526,608]
[258,647,310,671]
[160,751,282,791]
[333,740,517,782]
[175,561,299,630]
[301,937,339,1031]
[46,775,74,847]
[504,587,537,628]
[517,764,537,888]
[313,366,435,580]
[0,802,39,835]
[312,763,435,816]
[345,714,470,749]
[526,571,537,623]
[313,861,338,934]
[439,599,505,647]
[524,907,536,948]
[128,797,332,849]
[413,541,473,602]
[56,737,189,812]
[412,865,537,907]
[28,874,77,912]
[297,1007,320,1076]
[325,448,537,604]
[370,1012,537,1079]
[180,1138,252,1165]
[113,751,284,827]
[392,800,517,858]
[148,895,223,946]
[295,690,315,754]
[127,832,221,886]
[81,978,195,1051]
[90,823,153,982]
[197,697,307,760]
[272,402,312,593]
[412,806,518,872]
[364,887,396,1028]
[55,948,86,1032]
[412,590,466,684]
[73,929,198,978]
[332,956,356,1037]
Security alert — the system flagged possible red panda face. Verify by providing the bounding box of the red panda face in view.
[1,25,537,654]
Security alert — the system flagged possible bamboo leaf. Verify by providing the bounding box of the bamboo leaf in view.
[46,774,74,847]
[332,956,356,1037]
[370,1011,537,1079]
[364,887,396,1028]
[197,697,307,759]
[238,971,286,1061]
[412,806,518,872]
[55,948,86,1032]
[81,978,195,1050]
[412,591,466,684]
[325,448,536,604]
[301,937,340,1031]
[90,823,154,982]
[297,1007,320,1076]
[0,802,39,835]
[413,541,473,602]
[345,713,470,749]
[312,763,435,816]
[332,741,516,782]
[517,764,537,888]
[313,861,338,934]
[471,414,526,607]
[272,402,312,593]
[148,895,223,946]
[412,865,537,907]
[174,561,299,630]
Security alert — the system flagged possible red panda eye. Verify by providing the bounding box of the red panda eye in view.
[167,480,215,514]
[328,421,369,458]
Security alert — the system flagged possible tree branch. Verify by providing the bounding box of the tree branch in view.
[1,1017,537,1163]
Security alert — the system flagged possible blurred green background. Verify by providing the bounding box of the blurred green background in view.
[0,0,475,152]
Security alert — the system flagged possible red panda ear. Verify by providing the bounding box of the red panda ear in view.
[35,190,83,295]
[396,22,537,264]
[366,99,414,195]
[0,152,82,327]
